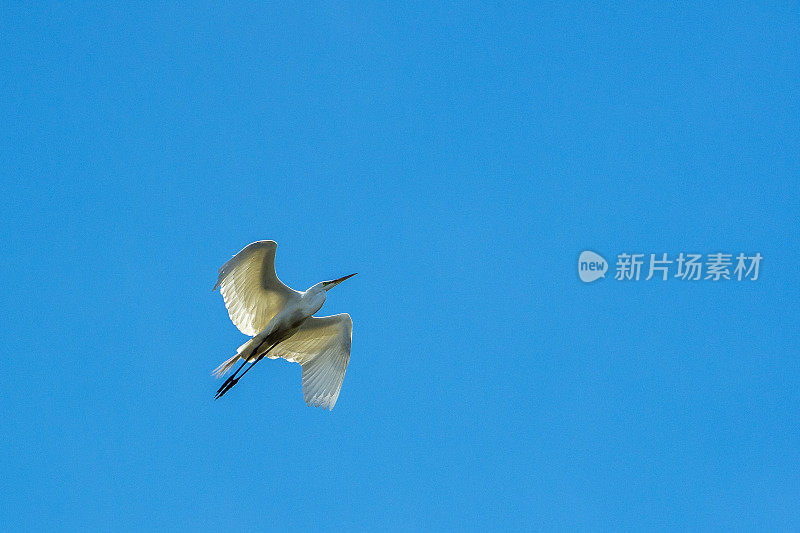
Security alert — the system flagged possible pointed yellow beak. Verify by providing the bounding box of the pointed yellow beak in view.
[324,272,357,290]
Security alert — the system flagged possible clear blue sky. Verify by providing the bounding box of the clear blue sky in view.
[1,3,798,531]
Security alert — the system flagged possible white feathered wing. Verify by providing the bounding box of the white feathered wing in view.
[213,240,300,336]
[269,314,353,410]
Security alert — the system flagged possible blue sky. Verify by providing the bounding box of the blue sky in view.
[1,3,798,530]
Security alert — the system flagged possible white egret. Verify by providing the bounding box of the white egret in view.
[212,240,356,410]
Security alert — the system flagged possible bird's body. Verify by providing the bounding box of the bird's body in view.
[212,240,356,410]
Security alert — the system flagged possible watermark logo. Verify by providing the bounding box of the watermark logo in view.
[578,251,762,282]
[578,251,608,283]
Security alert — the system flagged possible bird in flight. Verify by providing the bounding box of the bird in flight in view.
[212,240,356,410]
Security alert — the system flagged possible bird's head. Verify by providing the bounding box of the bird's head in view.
[321,272,357,291]
[307,273,357,297]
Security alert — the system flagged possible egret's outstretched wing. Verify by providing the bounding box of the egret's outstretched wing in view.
[213,240,299,336]
[270,314,352,410]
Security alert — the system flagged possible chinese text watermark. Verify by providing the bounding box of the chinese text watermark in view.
[579,251,762,283]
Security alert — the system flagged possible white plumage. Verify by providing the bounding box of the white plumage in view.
[212,240,356,410]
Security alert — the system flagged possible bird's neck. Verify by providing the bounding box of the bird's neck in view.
[300,289,326,317]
